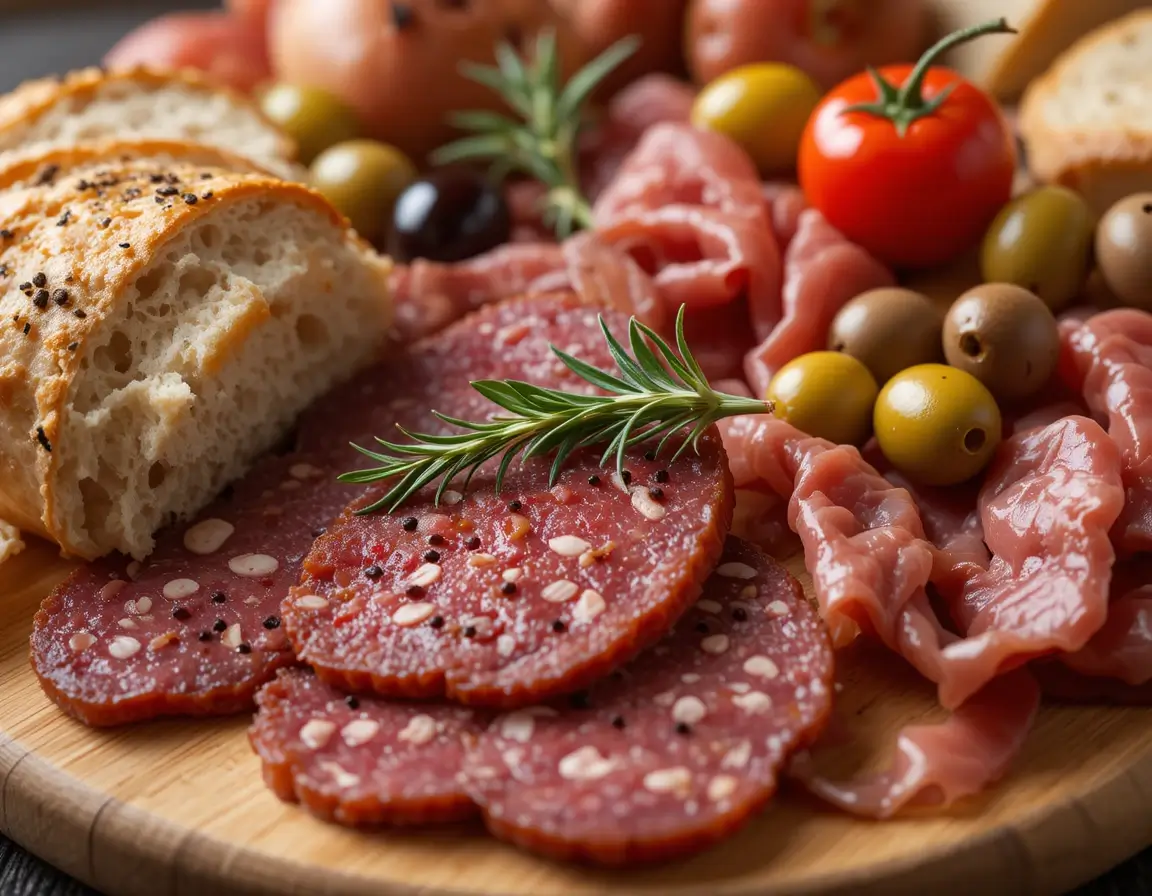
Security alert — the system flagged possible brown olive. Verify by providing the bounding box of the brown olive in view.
[942,283,1060,402]
[828,287,944,384]
[309,140,416,245]
[1095,193,1152,310]
[979,186,1093,312]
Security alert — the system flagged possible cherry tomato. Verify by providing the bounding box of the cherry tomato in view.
[798,20,1017,270]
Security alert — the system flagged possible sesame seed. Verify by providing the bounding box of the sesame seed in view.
[644,766,692,795]
[631,487,666,520]
[440,490,463,505]
[572,589,606,624]
[548,535,591,557]
[69,632,96,653]
[364,564,383,579]
[743,655,780,679]
[221,624,243,649]
[501,567,522,582]
[213,619,227,632]
[500,581,517,595]
[552,619,567,633]
[263,616,282,630]
[732,691,772,713]
[423,550,440,563]
[172,607,191,621]
[402,517,418,531]
[72,308,85,319]
[672,696,707,726]
[300,719,336,750]
[697,599,722,614]
[708,775,738,802]
[398,714,438,745]
[557,745,615,781]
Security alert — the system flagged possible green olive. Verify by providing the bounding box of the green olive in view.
[766,351,878,446]
[1095,192,1152,310]
[874,364,1002,487]
[979,186,1093,312]
[828,287,944,384]
[259,83,361,165]
[942,283,1059,402]
[309,140,417,244]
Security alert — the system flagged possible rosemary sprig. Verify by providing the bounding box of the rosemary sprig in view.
[432,29,639,239]
[340,307,772,515]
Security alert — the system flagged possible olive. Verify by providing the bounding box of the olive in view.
[979,186,1093,312]
[827,288,944,384]
[942,283,1059,402]
[309,140,416,245]
[874,364,1001,487]
[766,351,878,446]
[259,83,361,165]
[690,63,823,175]
[389,168,511,264]
[1095,193,1152,310]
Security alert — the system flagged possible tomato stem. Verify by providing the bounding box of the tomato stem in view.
[842,18,1016,137]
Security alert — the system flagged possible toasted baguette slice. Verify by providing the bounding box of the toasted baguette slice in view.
[927,0,1149,100]
[0,138,275,191]
[0,159,391,560]
[0,68,299,180]
[1019,9,1152,213]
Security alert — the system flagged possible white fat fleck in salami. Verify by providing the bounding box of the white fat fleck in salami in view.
[221,624,243,649]
[68,632,95,653]
[766,600,790,617]
[295,595,329,610]
[630,487,666,521]
[162,579,199,600]
[541,580,579,603]
[407,563,442,588]
[696,600,722,614]
[461,539,834,866]
[300,718,337,750]
[392,603,437,627]
[572,589,606,624]
[108,636,141,659]
[441,490,464,506]
[99,580,125,601]
[468,553,497,568]
[182,519,235,555]
[341,719,381,747]
[717,562,757,579]
[548,535,592,557]
[149,632,178,652]
[124,596,152,615]
[229,554,279,578]
[398,715,438,745]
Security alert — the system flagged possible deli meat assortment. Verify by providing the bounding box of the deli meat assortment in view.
[4,0,1152,875]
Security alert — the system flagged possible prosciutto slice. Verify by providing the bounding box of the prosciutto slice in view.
[743,209,894,396]
[1064,309,1152,554]
[593,123,781,331]
[719,413,1041,816]
[1059,557,1152,686]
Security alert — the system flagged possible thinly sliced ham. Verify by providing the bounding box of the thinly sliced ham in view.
[761,182,807,253]
[1059,557,1152,686]
[593,123,781,332]
[792,668,1039,818]
[743,209,894,396]
[942,417,1124,707]
[1064,309,1152,555]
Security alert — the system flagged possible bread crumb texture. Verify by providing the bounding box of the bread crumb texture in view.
[0,518,24,565]
[0,159,391,560]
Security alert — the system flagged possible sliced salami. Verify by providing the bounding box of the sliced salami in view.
[250,668,486,825]
[285,431,733,707]
[31,293,613,726]
[462,538,833,865]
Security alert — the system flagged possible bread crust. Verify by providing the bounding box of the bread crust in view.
[0,66,297,168]
[0,138,276,191]
[1019,9,1152,206]
[0,159,371,557]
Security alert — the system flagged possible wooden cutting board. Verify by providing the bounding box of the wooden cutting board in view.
[3,531,1152,896]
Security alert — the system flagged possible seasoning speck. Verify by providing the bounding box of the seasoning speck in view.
[33,289,49,308]
[100,217,111,228]
[428,533,445,546]
[32,273,46,288]
[675,722,692,735]
[587,475,601,486]
[237,644,252,655]
[402,517,418,531]
[212,619,227,633]
[364,564,383,579]
[263,616,282,630]
[508,500,522,511]
[429,615,445,629]
[655,470,669,483]
[73,309,86,319]
[390,0,415,29]
[552,619,567,633]
[463,625,478,638]
[649,487,664,500]
[35,426,51,452]
[464,536,481,550]
[211,591,226,604]
[182,193,198,205]
[67,341,78,352]
[0,229,13,239]
[198,631,213,642]
[345,695,360,709]
[406,584,424,597]
[52,288,69,306]
[733,607,748,622]
[695,621,709,633]
[423,550,440,563]
[56,209,71,226]
[611,716,626,729]
[622,470,632,485]
[119,242,131,249]
[500,581,517,595]
[172,607,191,621]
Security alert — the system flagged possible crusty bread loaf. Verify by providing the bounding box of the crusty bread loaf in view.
[0,138,274,191]
[1019,9,1152,213]
[0,159,392,560]
[0,68,299,180]
[927,0,1150,100]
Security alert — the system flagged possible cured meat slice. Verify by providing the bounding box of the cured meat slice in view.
[593,123,781,330]
[793,668,1040,818]
[761,182,806,253]
[1058,556,1152,686]
[1064,309,1152,554]
[286,438,733,708]
[945,416,1124,706]
[462,538,833,865]
[250,668,486,825]
[31,293,612,726]
[743,209,894,396]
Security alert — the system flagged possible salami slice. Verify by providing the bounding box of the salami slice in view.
[31,293,612,726]
[462,538,833,865]
[250,668,486,825]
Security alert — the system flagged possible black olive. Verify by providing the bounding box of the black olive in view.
[388,167,510,263]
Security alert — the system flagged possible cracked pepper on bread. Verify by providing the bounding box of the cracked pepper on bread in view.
[0,158,392,561]
[0,67,300,180]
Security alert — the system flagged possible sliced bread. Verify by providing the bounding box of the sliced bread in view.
[1019,9,1152,213]
[0,159,392,560]
[0,67,299,180]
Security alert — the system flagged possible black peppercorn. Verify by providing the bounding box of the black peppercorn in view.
[402,517,418,531]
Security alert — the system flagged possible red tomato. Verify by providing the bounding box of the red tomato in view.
[798,22,1017,270]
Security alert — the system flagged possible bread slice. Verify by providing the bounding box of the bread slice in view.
[1019,9,1152,214]
[0,518,23,565]
[0,138,275,191]
[927,0,1150,100]
[0,67,299,180]
[0,159,392,560]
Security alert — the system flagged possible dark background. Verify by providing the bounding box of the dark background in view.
[0,2,1149,894]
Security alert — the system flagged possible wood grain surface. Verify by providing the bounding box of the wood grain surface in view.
[3,533,1152,896]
